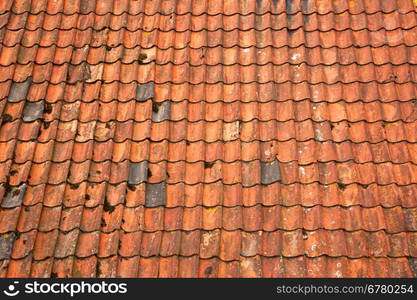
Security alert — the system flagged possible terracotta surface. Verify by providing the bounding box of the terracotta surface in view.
[0,0,417,278]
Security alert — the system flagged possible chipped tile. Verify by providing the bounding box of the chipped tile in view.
[152,101,170,122]
[223,121,240,141]
[0,233,15,260]
[136,82,154,102]
[1,183,27,208]
[86,64,104,83]
[261,160,281,185]
[22,100,44,122]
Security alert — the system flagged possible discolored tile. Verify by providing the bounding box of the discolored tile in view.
[0,0,416,279]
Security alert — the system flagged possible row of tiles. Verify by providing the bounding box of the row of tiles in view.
[2,25,417,51]
[1,122,417,157]
[1,180,417,208]
[2,140,417,164]
[3,98,417,122]
[2,45,417,68]
[0,20,416,51]
[1,0,416,16]
[1,118,417,141]
[0,81,415,104]
[2,8,417,32]
[2,255,416,278]
[4,56,417,86]
[0,229,416,262]
[2,98,417,123]
[1,158,417,186]
[2,201,417,232]
[1,63,417,85]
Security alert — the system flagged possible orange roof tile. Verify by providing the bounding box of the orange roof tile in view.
[0,0,417,278]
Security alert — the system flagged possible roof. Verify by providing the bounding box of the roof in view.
[0,0,417,278]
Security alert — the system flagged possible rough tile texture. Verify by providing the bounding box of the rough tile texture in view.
[22,101,44,122]
[0,233,15,260]
[136,82,155,102]
[0,0,416,278]
[128,161,148,185]
[1,183,26,208]
[261,160,281,184]
[145,183,166,208]
[152,101,170,122]
[7,77,32,103]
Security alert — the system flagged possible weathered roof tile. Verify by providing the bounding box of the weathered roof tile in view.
[0,233,15,260]
[128,161,148,185]
[8,77,32,103]
[152,101,170,122]
[261,160,281,185]
[1,184,27,208]
[136,82,154,102]
[145,183,166,208]
[22,100,44,122]
[0,0,416,279]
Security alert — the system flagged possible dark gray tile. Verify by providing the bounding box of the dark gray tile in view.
[286,0,296,13]
[152,101,170,122]
[136,82,154,102]
[23,100,44,122]
[8,77,32,103]
[1,183,27,208]
[409,258,417,278]
[302,0,314,13]
[128,161,148,185]
[145,183,166,207]
[80,0,95,14]
[261,160,281,185]
[0,232,15,260]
